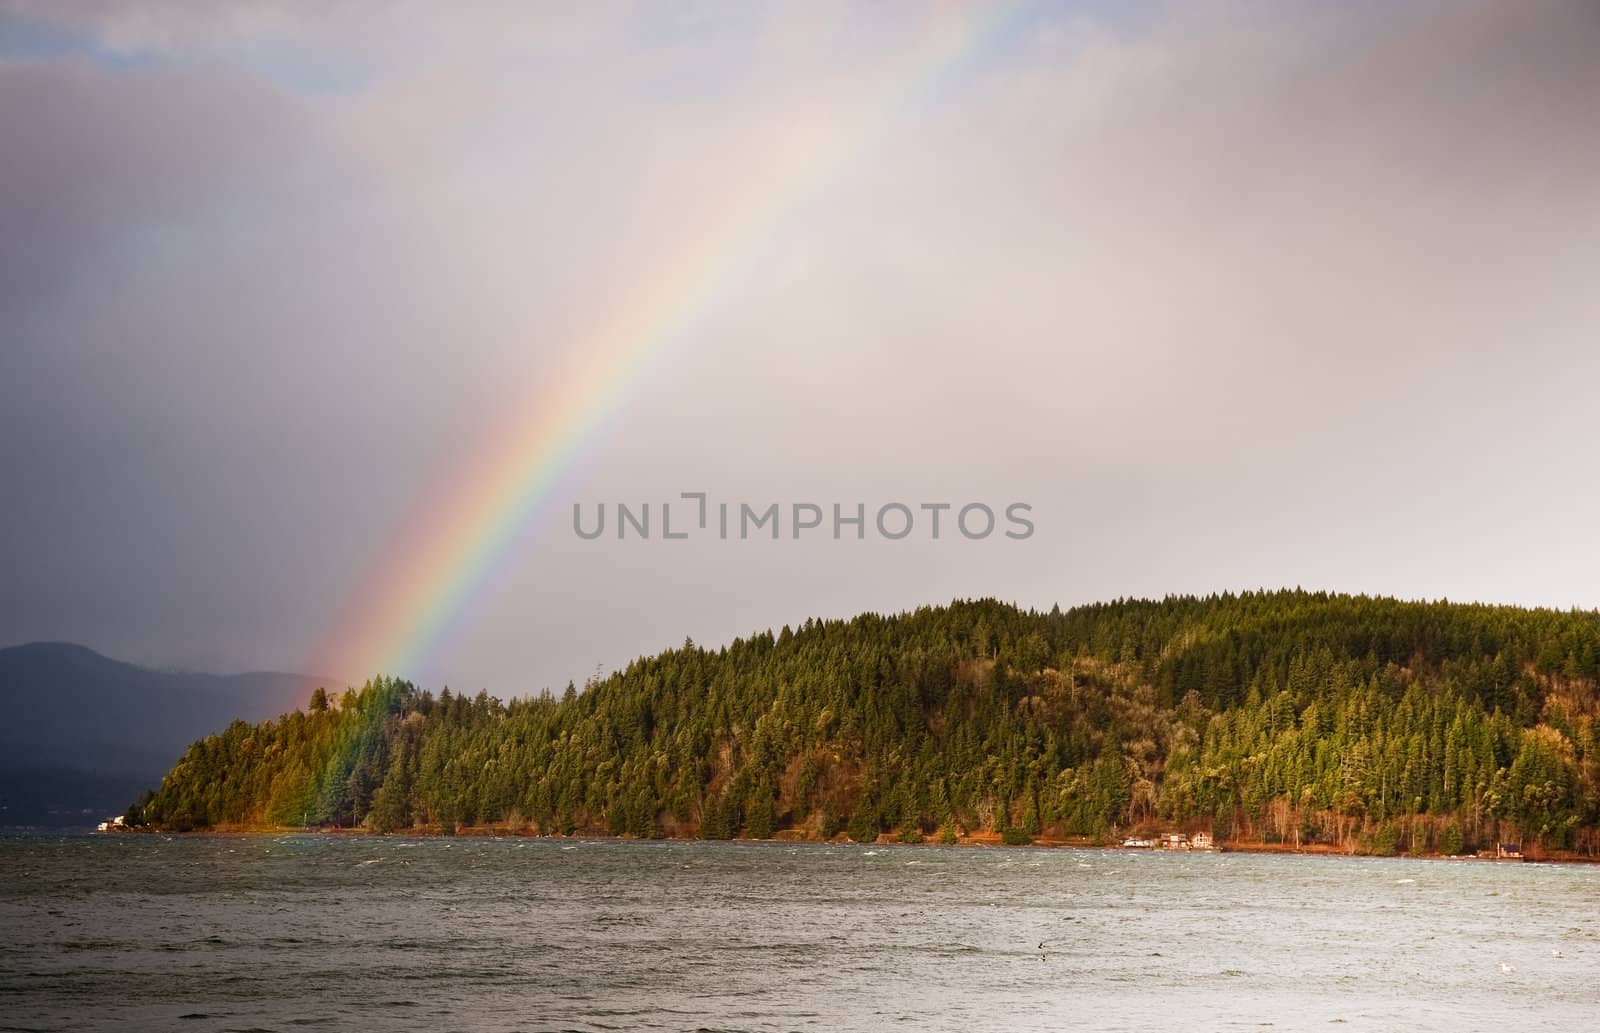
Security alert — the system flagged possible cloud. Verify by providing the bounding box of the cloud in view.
[2,2,1597,689]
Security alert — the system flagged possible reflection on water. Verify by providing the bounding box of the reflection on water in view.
[2,833,1597,1032]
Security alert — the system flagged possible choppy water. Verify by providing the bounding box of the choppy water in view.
[1,833,1597,1032]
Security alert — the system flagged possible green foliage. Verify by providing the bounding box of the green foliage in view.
[847,804,881,844]
[819,806,843,841]
[1371,823,1400,857]
[699,793,736,841]
[1021,793,1041,836]
[1438,822,1465,856]
[1001,827,1033,846]
[131,593,1600,854]
[744,782,776,840]
[937,823,959,845]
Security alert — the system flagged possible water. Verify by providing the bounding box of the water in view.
[2,833,1597,1032]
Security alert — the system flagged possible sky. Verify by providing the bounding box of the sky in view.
[2,1,1598,696]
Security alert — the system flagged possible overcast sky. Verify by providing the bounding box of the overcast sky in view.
[3,1,1598,695]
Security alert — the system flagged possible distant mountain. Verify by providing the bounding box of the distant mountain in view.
[0,642,325,825]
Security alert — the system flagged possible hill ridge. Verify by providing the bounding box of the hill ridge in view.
[0,643,324,825]
[129,591,1600,856]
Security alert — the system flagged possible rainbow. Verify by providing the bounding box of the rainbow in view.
[308,5,1034,686]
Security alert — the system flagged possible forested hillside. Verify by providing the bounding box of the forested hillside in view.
[129,592,1600,855]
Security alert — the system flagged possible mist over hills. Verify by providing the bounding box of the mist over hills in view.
[0,642,321,825]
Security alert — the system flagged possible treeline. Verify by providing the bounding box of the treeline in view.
[129,591,1600,855]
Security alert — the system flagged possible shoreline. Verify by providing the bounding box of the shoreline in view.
[100,823,1600,865]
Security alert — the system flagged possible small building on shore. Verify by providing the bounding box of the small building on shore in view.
[96,815,125,833]
[1497,842,1523,860]
[1191,831,1214,850]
